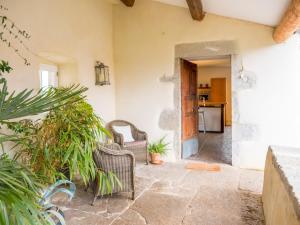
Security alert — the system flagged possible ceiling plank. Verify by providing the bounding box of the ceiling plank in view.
[120,0,135,7]
[273,0,300,43]
[186,0,205,21]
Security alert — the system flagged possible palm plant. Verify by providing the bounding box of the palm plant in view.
[0,60,87,145]
[0,60,87,224]
[0,155,76,225]
[0,154,49,225]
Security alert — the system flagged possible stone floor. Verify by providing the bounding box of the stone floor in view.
[54,160,265,225]
[190,127,232,165]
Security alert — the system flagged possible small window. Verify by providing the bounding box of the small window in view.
[39,64,58,88]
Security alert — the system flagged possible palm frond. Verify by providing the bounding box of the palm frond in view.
[0,84,87,122]
[0,154,50,225]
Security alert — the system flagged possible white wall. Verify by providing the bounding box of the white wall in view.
[113,0,300,169]
[0,0,116,122]
[236,36,300,169]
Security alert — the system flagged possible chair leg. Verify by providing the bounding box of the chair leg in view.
[131,191,135,200]
[201,112,206,134]
[91,196,97,206]
[90,178,99,206]
[145,149,149,165]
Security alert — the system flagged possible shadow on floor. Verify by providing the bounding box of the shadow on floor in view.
[240,190,265,225]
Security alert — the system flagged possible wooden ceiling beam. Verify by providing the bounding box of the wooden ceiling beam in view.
[186,0,205,21]
[120,0,135,7]
[273,0,300,43]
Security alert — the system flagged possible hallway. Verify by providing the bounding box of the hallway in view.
[190,127,232,164]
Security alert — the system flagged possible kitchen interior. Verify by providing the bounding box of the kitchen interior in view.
[190,56,232,164]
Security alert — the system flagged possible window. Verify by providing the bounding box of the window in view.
[39,64,58,88]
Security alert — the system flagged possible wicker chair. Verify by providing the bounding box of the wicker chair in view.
[90,143,135,205]
[107,120,148,164]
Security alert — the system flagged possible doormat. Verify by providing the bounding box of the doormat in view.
[185,162,221,172]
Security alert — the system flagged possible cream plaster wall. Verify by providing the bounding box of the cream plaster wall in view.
[0,0,116,122]
[198,66,232,125]
[113,0,300,169]
[2,0,300,169]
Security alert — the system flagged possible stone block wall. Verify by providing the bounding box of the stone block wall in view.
[262,146,300,225]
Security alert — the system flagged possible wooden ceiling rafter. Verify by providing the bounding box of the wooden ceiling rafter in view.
[273,0,300,43]
[120,0,135,7]
[186,0,206,21]
[120,0,206,21]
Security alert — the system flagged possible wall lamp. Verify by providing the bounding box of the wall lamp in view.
[95,61,110,86]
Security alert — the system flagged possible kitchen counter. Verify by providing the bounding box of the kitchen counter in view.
[198,101,226,107]
[198,101,225,133]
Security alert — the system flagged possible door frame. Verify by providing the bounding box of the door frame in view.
[179,55,233,160]
[159,40,243,166]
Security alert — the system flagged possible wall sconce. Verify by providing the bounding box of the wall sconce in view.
[95,61,110,86]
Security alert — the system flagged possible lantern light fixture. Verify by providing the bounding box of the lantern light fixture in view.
[95,61,110,86]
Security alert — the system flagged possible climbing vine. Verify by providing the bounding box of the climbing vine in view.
[0,1,32,65]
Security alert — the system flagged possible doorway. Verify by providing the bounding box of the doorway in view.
[181,56,232,165]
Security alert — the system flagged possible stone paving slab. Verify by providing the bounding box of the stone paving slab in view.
[53,162,265,225]
[239,169,264,193]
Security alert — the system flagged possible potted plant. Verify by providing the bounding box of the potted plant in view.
[12,94,111,184]
[148,136,169,164]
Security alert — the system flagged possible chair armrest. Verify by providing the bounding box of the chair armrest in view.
[135,129,148,142]
[105,143,122,151]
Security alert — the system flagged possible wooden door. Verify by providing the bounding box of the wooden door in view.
[181,59,198,141]
[210,78,226,102]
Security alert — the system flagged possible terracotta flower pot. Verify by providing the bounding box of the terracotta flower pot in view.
[150,153,161,164]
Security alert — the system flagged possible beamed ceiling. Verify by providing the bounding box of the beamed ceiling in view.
[114,0,300,43]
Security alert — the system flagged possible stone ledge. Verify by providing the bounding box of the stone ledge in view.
[269,146,300,219]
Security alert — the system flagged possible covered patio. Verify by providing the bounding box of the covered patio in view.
[1,0,300,224]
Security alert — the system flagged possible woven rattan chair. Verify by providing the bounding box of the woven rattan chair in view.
[107,120,148,164]
[90,143,135,205]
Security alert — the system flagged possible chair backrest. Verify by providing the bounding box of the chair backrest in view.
[92,143,133,193]
[106,120,138,137]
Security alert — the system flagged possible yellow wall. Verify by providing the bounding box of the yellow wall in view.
[0,0,116,122]
[198,66,232,125]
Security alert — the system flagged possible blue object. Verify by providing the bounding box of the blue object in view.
[40,180,76,225]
